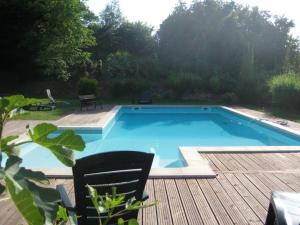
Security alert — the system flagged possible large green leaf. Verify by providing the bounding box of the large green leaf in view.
[4,156,60,225]
[29,123,85,167]
[0,98,9,115]
[4,156,49,192]
[5,178,45,225]
[0,135,19,156]
[4,95,38,113]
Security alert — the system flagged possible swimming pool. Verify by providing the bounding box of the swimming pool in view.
[20,106,300,170]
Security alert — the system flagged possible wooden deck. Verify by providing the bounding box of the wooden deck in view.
[1,152,300,225]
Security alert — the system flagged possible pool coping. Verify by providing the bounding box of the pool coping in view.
[23,105,300,178]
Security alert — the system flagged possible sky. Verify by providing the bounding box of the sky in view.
[86,0,300,38]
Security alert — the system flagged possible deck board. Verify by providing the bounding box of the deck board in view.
[2,152,300,225]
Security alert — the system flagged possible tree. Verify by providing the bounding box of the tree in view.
[157,0,300,102]
[0,0,96,81]
[116,22,156,56]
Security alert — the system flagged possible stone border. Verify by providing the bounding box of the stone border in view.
[180,146,300,153]
[41,147,216,179]
[221,106,300,137]
[33,105,300,178]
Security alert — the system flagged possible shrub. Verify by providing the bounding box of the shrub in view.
[110,79,147,98]
[78,76,98,95]
[104,51,137,79]
[268,72,300,109]
[221,92,238,104]
[167,72,202,98]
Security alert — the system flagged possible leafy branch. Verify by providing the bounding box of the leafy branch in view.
[0,95,85,225]
[87,185,157,225]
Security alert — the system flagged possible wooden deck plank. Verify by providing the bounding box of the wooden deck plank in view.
[186,179,219,225]
[244,173,272,198]
[153,179,173,225]
[213,154,239,171]
[216,174,262,225]
[164,179,188,225]
[175,179,204,225]
[220,154,248,171]
[274,173,300,192]
[257,173,295,192]
[224,173,267,222]
[234,173,269,208]
[197,179,234,225]
[205,154,229,171]
[244,154,273,171]
[230,154,262,171]
[143,180,157,225]
[207,177,249,225]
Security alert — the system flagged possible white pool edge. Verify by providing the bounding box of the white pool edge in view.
[24,105,300,178]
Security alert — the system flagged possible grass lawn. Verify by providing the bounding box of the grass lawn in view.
[12,99,79,120]
[245,105,300,123]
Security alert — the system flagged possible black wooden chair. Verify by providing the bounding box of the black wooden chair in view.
[56,151,154,225]
[265,192,300,225]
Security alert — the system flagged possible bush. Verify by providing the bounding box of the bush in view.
[221,92,238,104]
[167,72,202,98]
[268,73,300,109]
[78,76,98,95]
[110,79,148,98]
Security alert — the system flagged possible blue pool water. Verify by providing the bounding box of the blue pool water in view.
[20,106,300,168]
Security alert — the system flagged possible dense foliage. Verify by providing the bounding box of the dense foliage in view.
[78,76,99,95]
[158,0,300,103]
[1,0,300,106]
[268,73,300,109]
[0,0,95,81]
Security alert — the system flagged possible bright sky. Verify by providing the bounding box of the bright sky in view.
[86,0,300,38]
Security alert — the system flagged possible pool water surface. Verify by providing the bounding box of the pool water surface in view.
[20,106,300,169]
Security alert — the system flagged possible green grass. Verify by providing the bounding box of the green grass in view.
[12,99,78,120]
[244,105,300,123]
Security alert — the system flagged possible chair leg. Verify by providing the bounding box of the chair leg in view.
[265,203,275,225]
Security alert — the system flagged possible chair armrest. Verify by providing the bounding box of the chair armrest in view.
[56,184,76,213]
[141,191,149,201]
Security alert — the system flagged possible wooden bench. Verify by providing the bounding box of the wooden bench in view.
[79,94,97,111]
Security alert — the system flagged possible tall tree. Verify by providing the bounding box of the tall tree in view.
[0,0,95,81]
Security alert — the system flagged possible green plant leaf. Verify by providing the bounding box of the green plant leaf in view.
[118,218,125,225]
[4,156,49,193]
[0,182,5,195]
[56,205,78,225]
[3,95,37,113]
[126,198,158,211]
[5,178,45,225]
[0,98,9,115]
[56,205,68,225]
[4,156,60,225]
[29,123,85,167]
[128,219,139,225]
[0,135,19,156]
[87,185,100,214]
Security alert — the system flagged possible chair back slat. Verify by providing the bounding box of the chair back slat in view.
[72,151,154,225]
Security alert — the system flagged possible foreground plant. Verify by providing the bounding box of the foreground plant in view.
[87,185,157,225]
[0,95,85,225]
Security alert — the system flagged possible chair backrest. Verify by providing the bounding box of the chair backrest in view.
[46,89,55,104]
[78,94,96,101]
[72,151,154,225]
